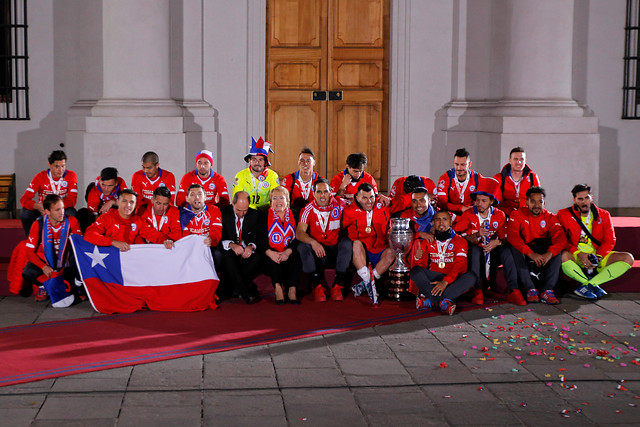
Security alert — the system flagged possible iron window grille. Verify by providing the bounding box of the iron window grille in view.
[623,0,640,118]
[0,0,28,120]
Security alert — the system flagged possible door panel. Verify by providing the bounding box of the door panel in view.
[267,0,388,190]
[332,0,384,47]
[268,102,326,179]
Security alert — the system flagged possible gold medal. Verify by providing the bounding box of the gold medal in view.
[365,226,372,233]
[438,261,446,269]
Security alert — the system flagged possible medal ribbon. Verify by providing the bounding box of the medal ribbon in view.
[47,170,64,195]
[455,175,470,204]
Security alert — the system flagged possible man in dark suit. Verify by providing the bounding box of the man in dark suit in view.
[215,191,262,304]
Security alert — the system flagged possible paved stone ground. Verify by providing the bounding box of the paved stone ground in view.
[0,292,639,426]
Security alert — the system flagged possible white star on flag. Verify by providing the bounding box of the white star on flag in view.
[84,245,109,268]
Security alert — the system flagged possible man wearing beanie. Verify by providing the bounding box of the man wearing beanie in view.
[176,150,230,209]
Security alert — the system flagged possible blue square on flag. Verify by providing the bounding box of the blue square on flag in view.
[71,235,124,285]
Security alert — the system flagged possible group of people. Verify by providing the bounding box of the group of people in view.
[18,140,635,315]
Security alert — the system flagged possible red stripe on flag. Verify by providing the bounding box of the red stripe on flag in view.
[84,277,218,314]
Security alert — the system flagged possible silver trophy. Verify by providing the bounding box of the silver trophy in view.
[387,218,414,300]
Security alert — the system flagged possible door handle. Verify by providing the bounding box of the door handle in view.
[312,91,327,101]
[328,91,342,101]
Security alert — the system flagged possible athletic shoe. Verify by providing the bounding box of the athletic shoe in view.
[416,296,432,310]
[507,289,527,306]
[35,287,48,302]
[540,290,559,305]
[590,284,608,299]
[440,299,456,316]
[313,284,327,302]
[471,288,484,305]
[526,289,540,303]
[330,285,344,301]
[351,281,365,297]
[574,284,597,300]
[365,280,379,306]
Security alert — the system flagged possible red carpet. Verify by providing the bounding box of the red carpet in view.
[0,293,503,387]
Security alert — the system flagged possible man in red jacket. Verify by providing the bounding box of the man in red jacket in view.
[437,148,483,215]
[457,177,523,306]
[84,189,140,251]
[493,147,541,214]
[20,150,78,236]
[296,178,351,302]
[342,183,395,305]
[176,150,229,209]
[137,187,183,249]
[22,194,82,303]
[558,184,634,300]
[507,187,566,304]
[410,210,476,315]
[130,151,176,215]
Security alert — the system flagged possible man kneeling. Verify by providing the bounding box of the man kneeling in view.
[410,210,476,315]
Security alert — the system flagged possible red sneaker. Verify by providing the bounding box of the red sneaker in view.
[507,289,527,306]
[330,285,344,301]
[471,288,484,305]
[313,285,327,302]
[540,290,559,305]
[35,287,48,302]
[440,299,456,316]
[526,289,540,303]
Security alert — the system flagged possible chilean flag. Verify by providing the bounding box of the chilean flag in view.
[70,234,219,314]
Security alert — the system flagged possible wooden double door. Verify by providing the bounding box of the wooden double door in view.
[266,0,389,191]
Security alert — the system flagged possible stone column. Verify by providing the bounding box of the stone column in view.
[66,0,217,203]
[437,0,599,211]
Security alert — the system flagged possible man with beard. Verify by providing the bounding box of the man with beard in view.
[176,150,229,209]
[280,147,323,212]
[130,151,176,214]
[296,178,352,302]
[437,148,483,215]
[232,137,280,211]
[493,147,541,214]
[457,178,523,306]
[137,187,183,249]
[558,184,634,300]
[507,187,566,304]
[179,184,222,248]
[342,183,395,305]
[410,210,476,315]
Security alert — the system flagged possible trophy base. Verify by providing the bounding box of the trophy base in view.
[387,270,412,302]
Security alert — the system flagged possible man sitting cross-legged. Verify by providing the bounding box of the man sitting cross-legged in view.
[410,210,476,316]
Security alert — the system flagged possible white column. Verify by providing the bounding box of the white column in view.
[504,1,573,100]
[67,0,218,203]
[103,0,171,99]
[436,0,599,211]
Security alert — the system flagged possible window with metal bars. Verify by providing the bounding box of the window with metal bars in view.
[623,0,640,119]
[0,0,28,120]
